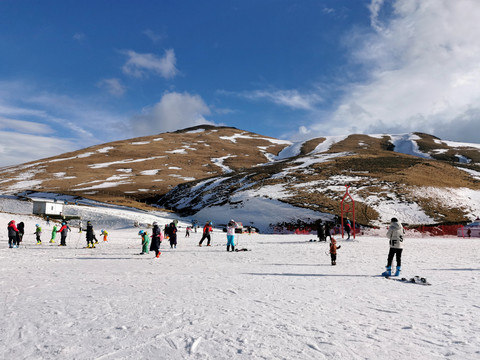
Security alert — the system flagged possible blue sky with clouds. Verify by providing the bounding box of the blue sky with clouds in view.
[1,0,480,167]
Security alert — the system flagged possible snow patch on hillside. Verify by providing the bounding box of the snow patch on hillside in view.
[390,134,432,159]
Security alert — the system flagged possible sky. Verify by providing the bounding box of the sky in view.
[1,0,480,167]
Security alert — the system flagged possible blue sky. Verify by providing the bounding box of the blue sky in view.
[1,0,480,167]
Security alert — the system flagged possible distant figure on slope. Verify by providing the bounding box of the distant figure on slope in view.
[344,219,351,240]
[138,230,149,255]
[226,219,238,252]
[329,237,341,265]
[166,220,178,249]
[315,219,325,242]
[324,222,333,241]
[50,224,58,243]
[185,226,191,237]
[16,221,25,246]
[85,221,97,248]
[382,218,405,277]
[57,222,71,246]
[46,216,50,226]
[7,220,19,248]
[35,224,42,244]
[198,221,213,247]
[150,222,163,258]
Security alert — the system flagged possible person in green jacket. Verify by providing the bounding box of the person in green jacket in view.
[50,225,58,243]
[139,230,149,255]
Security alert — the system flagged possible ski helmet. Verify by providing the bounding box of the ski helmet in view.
[209,221,213,225]
[153,221,158,226]
[138,230,144,235]
[35,224,39,227]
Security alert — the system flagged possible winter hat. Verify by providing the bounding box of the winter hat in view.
[391,218,398,223]
[153,221,158,226]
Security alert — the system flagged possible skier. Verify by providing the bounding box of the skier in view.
[166,220,178,249]
[329,237,341,265]
[198,221,213,247]
[138,230,149,254]
[226,219,238,252]
[185,226,191,237]
[46,216,50,226]
[382,218,405,277]
[34,224,42,244]
[85,221,97,248]
[16,221,25,247]
[50,224,58,243]
[101,229,108,242]
[150,222,163,258]
[57,222,71,246]
[7,220,19,248]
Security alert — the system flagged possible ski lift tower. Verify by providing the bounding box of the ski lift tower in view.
[340,185,356,239]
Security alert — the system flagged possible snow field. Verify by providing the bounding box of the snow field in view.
[1,212,480,359]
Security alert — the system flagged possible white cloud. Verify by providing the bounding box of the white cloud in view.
[97,78,126,96]
[73,32,86,41]
[306,0,480,144]
[131,92,213,135]
[224,89,323,111]
[143,29,166,43]
[122,49,178,79]
[0,117,54,135]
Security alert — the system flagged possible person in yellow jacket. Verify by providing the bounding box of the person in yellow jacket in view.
[101,229,108,242]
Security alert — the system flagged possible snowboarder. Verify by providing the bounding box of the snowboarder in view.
[138,230,149,254]
[85,221,97,248]
[57,222,71,246]
[34,224,42,244]
[7,220,19,248]
[150,222,163,258]
[166,220,178,249]
[16,221,25,246]
[382,218,405,277]
[329,237,341,265]
[50,224,58,243]
[198,221,213,247]
[226,219,238,252]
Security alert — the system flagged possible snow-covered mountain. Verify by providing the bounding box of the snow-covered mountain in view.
[1,126,479,230]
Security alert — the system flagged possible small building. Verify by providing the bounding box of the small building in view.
[32,199,64,216]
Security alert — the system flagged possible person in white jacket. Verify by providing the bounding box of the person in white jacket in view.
[226,220,238,252]
[382,218,405,277]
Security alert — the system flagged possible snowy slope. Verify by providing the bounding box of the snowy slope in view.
[1,199,479,360]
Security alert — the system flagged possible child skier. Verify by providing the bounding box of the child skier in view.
[382,218,405,277]
[329,237,341,265]
[101,229,108,242]
[50,224,58,243]
[150,222,163,258]
[138,230,150,255]
[198,221,213,247]
[57,222,71,246]
[35,224,42,244]
[226,219,238,252]
[7,220,19,248]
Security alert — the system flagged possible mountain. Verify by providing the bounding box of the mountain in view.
[1,126,479,230]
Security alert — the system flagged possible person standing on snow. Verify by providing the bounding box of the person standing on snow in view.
[382,218,405,277]
[85,221,97,248]
[226,219,238,252]
[16,221,25,246]
[50,224,58,243]
[166,220,178,249]
[101,229,108,242]
[57,222,71,246]
[150,222,163,258]
[34,224,42,244]
[198,221,213,247]
[138,230,149,255]
[7,220,19,248]
[329,237,341,265]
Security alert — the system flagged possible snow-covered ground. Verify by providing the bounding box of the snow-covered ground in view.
[1,200,480,359]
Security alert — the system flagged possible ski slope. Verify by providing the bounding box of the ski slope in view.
[1,203,479,359]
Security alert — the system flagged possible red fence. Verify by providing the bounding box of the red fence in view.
[407,224,463,236]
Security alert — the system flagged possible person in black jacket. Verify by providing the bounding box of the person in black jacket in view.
[85,221,97,248]
[150,221,163,258]
[166,221,178,249]
[16,221,25,246]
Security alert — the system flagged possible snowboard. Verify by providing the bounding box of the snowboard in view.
[385,275,431,286]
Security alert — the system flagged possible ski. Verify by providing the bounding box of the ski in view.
[384,275,431,286]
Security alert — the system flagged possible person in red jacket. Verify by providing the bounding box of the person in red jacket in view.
[7,220,19,248]
[198,221,213,247]
[329,237,341,265]
[57,222,71,246]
